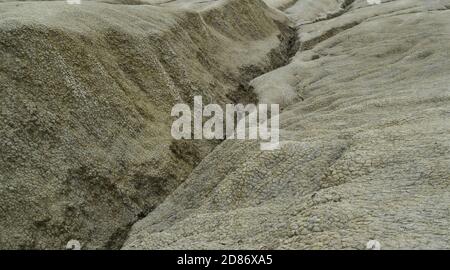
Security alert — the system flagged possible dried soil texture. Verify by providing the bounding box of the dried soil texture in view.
[0,0,294,249]
[124,0,450,250]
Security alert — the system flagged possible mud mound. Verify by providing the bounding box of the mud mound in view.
[0,0,294,249]
[124,0,450,250]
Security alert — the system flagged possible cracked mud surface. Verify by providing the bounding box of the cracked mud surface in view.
[0,0,449,250]
[0,0,294,249]
[123,0,450,250]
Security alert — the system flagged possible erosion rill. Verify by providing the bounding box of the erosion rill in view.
[124,0,450,250]
[0,0,295,249]
[1,0,449,250]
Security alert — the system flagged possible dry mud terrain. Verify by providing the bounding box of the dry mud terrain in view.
[1,0,449,250]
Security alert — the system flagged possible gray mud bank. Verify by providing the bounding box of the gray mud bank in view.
[0,0,449,250]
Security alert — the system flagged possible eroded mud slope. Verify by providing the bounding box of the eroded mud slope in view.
[0,0,294,249]
[124,0,450,250]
